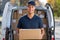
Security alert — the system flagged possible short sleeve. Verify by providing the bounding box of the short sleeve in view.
[39,18,43,28]
[17,19,22,29]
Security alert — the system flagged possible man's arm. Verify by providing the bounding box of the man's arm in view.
[41,28,45,35]
[39,18,45,35]
[17,18,22,29]
[17,18,22,34]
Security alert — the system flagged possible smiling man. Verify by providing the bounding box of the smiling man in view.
[17,1,44,29]
[17,1,45,35]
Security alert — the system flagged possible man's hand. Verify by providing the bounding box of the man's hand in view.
[41,28,45,35]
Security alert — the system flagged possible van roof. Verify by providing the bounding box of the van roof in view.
[19,6,47,10]
[12,6,47,11]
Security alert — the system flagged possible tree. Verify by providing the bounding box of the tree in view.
[54,0,60,17]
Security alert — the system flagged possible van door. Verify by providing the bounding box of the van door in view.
[46,4,55,40]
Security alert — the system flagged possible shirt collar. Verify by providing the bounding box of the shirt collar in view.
[26,14,36,20]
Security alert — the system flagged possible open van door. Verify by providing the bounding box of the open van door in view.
[45,4,55,40]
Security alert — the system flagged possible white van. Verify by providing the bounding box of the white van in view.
[5,6,54,40]
[1,0,55,40]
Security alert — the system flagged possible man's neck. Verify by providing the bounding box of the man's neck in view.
[28,13,34,19]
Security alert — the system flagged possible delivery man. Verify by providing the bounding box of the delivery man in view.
[17,1,44,34]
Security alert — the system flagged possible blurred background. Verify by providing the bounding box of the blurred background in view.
[0,0,60,40]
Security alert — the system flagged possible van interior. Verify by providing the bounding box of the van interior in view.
[11,9,49,40]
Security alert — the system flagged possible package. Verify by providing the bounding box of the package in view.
[13,10,19,19]
[18,13,23,19]
[12,19,19,40]
[22,9,27,15]
[42,18,48,24]
[14,33,19,40]
[19,29,44,40]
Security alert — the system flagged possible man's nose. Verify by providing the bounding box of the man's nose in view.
[29,7,32,10]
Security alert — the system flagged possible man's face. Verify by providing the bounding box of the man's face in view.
[27,4,35,14]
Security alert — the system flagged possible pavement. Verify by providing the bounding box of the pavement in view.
[55,19,60,40]
[0,29,1,40]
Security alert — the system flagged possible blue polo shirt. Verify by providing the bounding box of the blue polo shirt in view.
[17,15,43,29]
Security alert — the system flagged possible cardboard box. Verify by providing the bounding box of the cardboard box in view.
[42,18,48,24]
[22,9,27,15]
[19,29,43,40]
[18,14,23,19]
[13,10,23,19]
[14,33,19,40]
[13,11,19,19]
[12,19,18,30]
[12,19,19,40]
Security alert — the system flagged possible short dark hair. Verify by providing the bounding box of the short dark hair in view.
[28,1,36,6]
